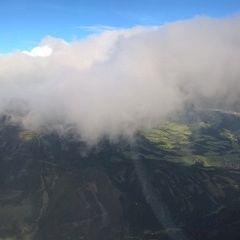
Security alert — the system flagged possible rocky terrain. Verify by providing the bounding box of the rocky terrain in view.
[0,111,240,240]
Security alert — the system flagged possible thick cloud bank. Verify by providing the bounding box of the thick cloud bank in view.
[1,16,240,142]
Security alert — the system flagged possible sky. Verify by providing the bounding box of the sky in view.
[1,0,240,53]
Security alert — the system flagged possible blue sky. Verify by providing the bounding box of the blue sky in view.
[1,0,240,53]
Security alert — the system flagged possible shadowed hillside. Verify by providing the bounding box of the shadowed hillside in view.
[0,111,240,240]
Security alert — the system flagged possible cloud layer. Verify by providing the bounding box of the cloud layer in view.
[1,16,240,143]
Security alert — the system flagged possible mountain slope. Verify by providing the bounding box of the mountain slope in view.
[0,112,240,240]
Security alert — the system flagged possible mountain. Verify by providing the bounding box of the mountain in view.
[0,111,240,240]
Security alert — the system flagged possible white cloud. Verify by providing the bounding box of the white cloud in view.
[0,16,240,143]
[22,45,53,57]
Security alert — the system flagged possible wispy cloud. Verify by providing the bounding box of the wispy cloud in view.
[76,25,116,33]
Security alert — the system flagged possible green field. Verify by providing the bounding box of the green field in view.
[142,114,240,167]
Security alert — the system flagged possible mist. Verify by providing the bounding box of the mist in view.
[0,16,240,143]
